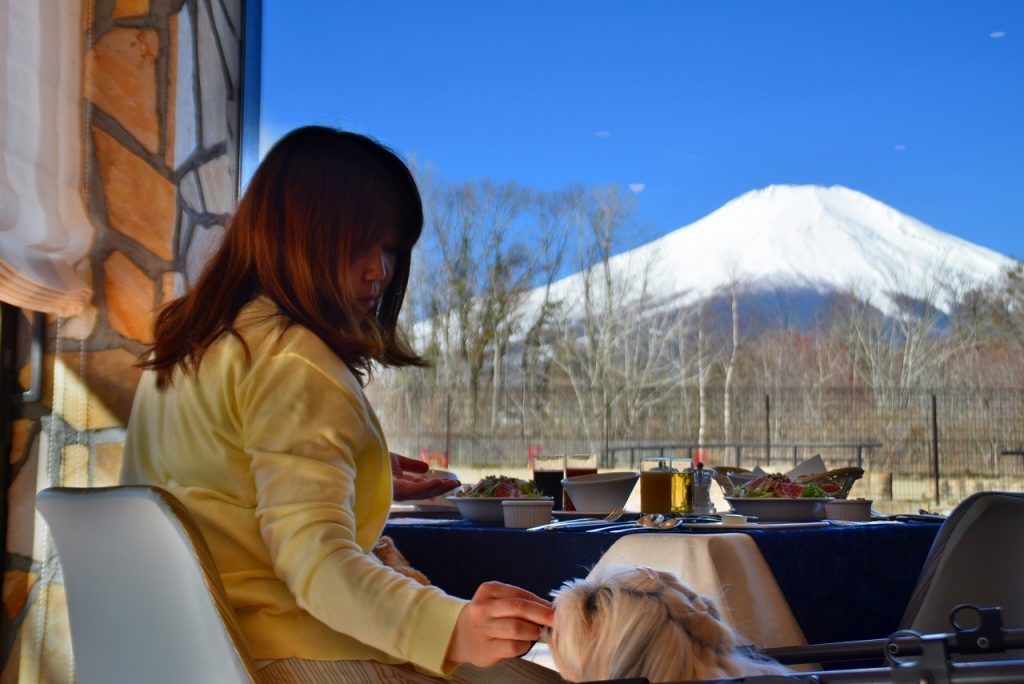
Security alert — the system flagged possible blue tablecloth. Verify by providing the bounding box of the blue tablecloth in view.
[383,519,941,646]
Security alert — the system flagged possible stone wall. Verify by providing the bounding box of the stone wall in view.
[2,0,245,681]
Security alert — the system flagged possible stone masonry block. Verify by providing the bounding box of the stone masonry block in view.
[196,154,235,215]
[112,0,150,18]
[104,250,156,343]
[8,441,38,558]
[61,445,90,488]
[22,584,74,684]
[161,270,183,303]
[46,349,140,432]
[86,27,160,154]
[93,126,175,260]
[2,569,36,626]
[8,417,31,466]
[185,224,225,286]
[168,4,198,170]
[95,442,125,487]
[198,1,228,148]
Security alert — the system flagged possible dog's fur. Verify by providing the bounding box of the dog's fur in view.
[548,566,789,682]
[372,536,430,585]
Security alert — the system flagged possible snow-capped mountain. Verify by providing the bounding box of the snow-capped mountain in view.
[531,184,1014,318]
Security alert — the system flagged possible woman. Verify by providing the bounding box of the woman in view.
[121,126,554,681]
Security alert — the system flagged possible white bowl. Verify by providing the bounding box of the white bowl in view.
[502,499,554,528]
[447,496,552,524]
[824,498,873,521]
[561,472,639,513]
[725,496,830,522]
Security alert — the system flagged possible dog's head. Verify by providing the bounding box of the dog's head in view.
[548,566,784,682]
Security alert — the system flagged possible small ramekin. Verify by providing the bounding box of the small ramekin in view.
[502,499,554,529]
[824,498,873,521]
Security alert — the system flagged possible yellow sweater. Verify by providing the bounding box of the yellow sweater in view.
[121,296,466,676]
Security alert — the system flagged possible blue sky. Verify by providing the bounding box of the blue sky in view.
[259,1,1023,259]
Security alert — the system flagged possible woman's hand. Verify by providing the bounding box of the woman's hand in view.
[446,582,555,668]
[390,452,460,501]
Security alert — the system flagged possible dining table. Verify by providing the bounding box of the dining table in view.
[383,514,942,648]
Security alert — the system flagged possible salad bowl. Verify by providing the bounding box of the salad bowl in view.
[449,475,550,524]
[447,496,554,524]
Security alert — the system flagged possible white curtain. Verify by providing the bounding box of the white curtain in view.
[0,0,93,316]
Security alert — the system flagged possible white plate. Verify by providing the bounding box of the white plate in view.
[725,496,830,522]
[556,510,626,518]
[400,471,461,509]
[679,520,829,529]
[402,501,457,512]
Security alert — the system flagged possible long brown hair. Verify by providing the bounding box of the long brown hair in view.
[143,126,427,387]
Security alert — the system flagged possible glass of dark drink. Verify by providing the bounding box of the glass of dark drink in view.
[563,453,598,511]
[532,453,566,511]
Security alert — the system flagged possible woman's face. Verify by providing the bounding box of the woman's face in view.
[347,240,398,312]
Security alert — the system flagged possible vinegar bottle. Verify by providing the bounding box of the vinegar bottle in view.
[640,460,676,514]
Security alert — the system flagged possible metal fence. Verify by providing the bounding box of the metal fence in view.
[372,383,1024,508]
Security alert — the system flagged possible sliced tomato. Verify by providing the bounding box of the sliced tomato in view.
[746,476,773,492]
[492,482,519,498]
[775,481,804,498]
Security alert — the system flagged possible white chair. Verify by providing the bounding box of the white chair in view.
[36,486,260,684]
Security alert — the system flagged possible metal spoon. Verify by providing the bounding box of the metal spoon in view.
[637,513,665,527]
[587,513,671,533]
[603,516,684,534]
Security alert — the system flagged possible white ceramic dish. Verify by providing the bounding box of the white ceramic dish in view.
[561,471,640,513]
[724,496,830,522]
[502,499,554,528]
[824,498,873,521]
[447,496,553,524]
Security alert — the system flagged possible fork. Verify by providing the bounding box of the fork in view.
[526,506,626,532]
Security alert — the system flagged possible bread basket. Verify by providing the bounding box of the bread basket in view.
[797,466,864,499]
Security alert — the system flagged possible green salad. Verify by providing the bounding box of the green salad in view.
[740,474,830,499]
[457,475,544,498]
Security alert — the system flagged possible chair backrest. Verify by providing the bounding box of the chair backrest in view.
[901,491,1024,634]
[37,486,260,684]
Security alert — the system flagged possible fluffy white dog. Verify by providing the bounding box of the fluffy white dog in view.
[548,566,790,682]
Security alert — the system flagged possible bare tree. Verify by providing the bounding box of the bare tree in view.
[550,186,630,453]
[989,261,1024,354]
[718,266,745,450]
[548,186,679,456]
[824,265,973,485]
[515,190,576,439]
[695,300,711,445]
[422,179,533,429]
